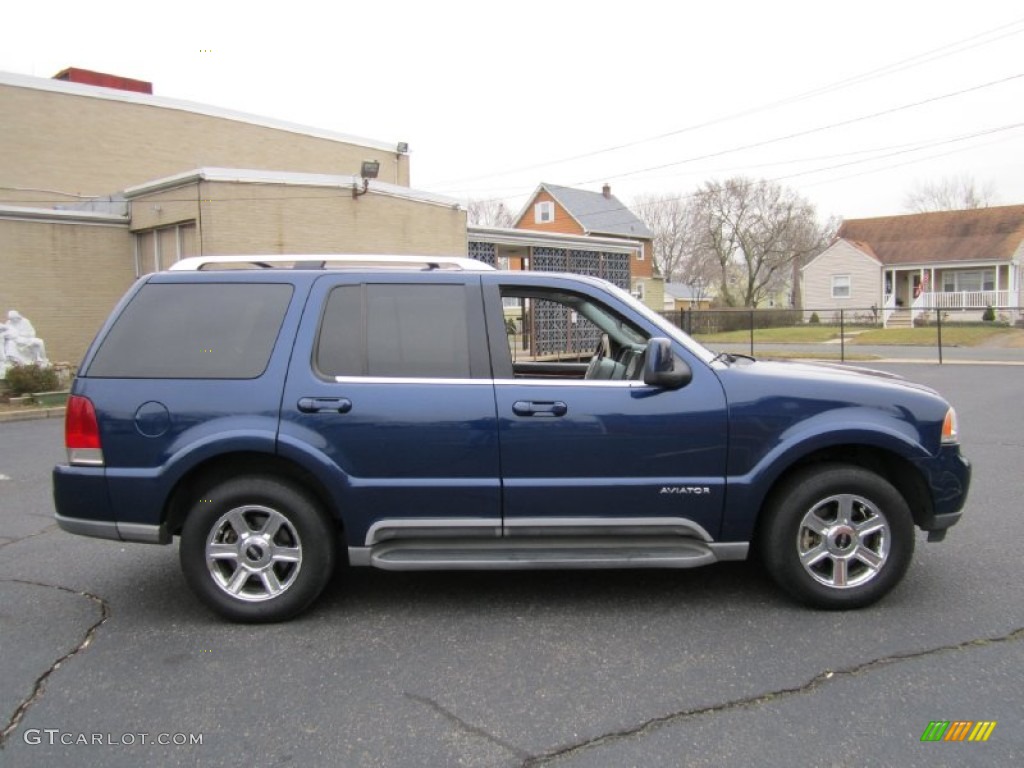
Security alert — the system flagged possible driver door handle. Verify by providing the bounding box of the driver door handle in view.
[512,400,567,417]
[297,397,352,414]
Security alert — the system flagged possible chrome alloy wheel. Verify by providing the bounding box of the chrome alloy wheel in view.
[796,493,890,589]
[205,505,303,602]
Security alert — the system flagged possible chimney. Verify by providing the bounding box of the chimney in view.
[53,67,153,94]
[602,184,611,199]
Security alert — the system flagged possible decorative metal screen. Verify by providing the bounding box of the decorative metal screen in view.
[467,241,497,267]
[527,248,631,356]
[527,299,600,358]
[530,248,631,289]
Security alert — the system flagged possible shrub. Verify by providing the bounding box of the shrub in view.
[3,363,60,395]
[808,312,820,325]
[982,304,996,322]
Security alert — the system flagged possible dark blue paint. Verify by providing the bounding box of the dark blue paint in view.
[53,268,970,548]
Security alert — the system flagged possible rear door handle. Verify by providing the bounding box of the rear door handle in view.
[512,400,567,417]
[297,397,352,414]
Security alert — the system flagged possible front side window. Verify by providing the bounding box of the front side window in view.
[500,286,650,380]
[317,284,471,379]
[831,274,851,299]
[88,283,293,378]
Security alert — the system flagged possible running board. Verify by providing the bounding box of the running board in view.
[348,537,748,571]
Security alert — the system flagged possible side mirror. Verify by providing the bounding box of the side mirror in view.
[643,338,692,389]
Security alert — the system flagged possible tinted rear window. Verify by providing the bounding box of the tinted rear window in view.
[317,284,471,378]
[87,283,293,378]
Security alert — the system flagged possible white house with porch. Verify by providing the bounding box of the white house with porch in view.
[801,205,1024,327]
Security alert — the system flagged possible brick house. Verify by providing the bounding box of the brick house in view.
[512,183,662,310]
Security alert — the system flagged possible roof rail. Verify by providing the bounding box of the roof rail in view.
[167,254,495,272]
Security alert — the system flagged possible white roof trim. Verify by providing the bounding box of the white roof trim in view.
[0,71,399,153]
[123,167,462,208]
[510,183,587,233]
[468,225,643,255]
[0,204,128,226]
[884,259,1012,270]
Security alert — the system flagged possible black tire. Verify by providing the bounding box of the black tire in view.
[180,476,336,622]
[759,464,915,609]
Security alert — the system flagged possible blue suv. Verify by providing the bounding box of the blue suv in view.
[54,256,970,622]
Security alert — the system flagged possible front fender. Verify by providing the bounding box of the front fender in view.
[721,407,932,541]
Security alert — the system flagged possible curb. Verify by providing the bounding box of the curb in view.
[0,407,66,424]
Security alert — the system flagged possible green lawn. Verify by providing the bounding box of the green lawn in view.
[694,326,845,343]
[850,326,1021,346]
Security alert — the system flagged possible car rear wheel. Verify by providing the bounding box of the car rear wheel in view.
[180,476,336,622]
[759,464,914,609]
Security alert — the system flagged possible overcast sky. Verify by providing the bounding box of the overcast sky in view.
[4,1,1022,221]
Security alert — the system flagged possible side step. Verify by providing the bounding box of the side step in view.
[349,536,747,571]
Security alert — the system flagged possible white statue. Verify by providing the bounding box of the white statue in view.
[1,310,50,378]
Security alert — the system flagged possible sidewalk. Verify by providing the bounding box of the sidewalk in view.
[0,406,66,424]
[713,342,1024,365]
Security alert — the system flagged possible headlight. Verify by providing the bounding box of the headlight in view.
[941,407,959,445]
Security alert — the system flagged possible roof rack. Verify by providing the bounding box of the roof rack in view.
[167,254,496,272]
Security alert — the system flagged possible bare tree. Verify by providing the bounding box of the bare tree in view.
[632,193,716,300]
[690,178,827,308]
[903,175,997,213]
[467,198,515,228]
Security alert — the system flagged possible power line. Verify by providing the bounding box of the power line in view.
[574,74,1023,185]
[429,17,1024,189]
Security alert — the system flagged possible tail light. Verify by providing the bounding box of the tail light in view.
[66,395,105,466]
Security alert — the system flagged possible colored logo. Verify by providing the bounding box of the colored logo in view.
[921,721,997,742]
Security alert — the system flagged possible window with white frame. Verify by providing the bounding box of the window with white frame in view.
[534,201,554,224]
[831,274,851,299]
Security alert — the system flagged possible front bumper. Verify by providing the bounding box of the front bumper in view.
[913,445,971,534]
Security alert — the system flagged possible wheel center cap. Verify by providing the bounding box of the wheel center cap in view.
[828,525,856,553]
[240,535,272,566]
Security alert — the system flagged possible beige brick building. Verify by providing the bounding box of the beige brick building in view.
[0,71,410,207]
[0,69,463,365]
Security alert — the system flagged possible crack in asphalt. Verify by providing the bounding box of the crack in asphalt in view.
[0,524,58,550]
[405,691,532,760]
[520,626,1024,767]
[0,579,111,749]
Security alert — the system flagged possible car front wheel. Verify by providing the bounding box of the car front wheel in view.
[180,476,336,622]
[760,464,915,609]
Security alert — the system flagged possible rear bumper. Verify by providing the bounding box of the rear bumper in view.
[55,513,169,544]
[52,464,170,544]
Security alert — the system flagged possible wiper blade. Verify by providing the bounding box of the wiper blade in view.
[710,351,757,365]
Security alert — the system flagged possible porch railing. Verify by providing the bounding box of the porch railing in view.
[921,290,1014,310]
[882,293,897,326]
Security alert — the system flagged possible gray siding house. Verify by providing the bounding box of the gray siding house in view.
[802,205,1024,326]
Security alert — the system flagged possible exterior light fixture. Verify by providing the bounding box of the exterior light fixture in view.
[354,160,381,198]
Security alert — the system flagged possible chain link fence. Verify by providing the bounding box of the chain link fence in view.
[660,306,1024,364]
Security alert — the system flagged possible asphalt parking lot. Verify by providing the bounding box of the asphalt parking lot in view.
[1,363,1021,767]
